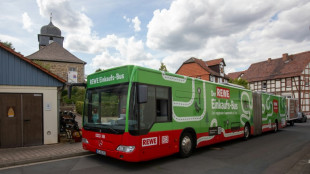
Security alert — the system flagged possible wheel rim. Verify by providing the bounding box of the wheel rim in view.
[181,136,192,154]
[244,126,249,138]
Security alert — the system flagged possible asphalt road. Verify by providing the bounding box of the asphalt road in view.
[1,122,310,174]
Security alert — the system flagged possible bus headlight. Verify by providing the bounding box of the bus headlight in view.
[116,145,135,153]
[82,138,89,144]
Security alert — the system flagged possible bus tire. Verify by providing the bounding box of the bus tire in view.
[179,132,194,158]
[290,121,294,126]
[244,123,250,140]
[274,121,278,133]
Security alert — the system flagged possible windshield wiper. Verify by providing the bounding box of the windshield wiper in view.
[84,124,121,134]
[102,127,120,134]
[83,125,100,132]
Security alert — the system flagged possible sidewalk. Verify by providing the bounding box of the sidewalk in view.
[0,142,91,168]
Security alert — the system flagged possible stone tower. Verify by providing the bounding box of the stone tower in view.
[38,14,64,49]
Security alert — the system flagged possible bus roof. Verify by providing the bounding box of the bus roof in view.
[87,65,252,92]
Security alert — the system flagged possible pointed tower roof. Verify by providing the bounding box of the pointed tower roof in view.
[40,21,61,37]
[40,13,61,37]
[38,13,64,49]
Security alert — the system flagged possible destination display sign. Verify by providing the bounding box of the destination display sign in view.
[87,66,130,88]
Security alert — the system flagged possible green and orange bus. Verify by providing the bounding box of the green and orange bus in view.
[80,65,286,162]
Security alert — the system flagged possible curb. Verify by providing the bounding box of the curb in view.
[0,151,92,169]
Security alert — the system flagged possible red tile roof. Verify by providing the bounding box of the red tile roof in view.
[0,43,66,83]
[177,57,220,76]
[243,51,310,82]
[227,71,245,80]
[206,58,225,66]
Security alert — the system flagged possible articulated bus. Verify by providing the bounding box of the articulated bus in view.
[80,65,287,162]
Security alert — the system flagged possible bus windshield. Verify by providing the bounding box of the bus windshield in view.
[83,83,128,134]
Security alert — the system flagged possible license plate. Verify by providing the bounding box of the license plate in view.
[96,149,106,156]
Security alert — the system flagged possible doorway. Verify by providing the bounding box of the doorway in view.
[0,93,43,148]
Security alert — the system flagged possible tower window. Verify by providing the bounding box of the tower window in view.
[69,67,76,72]
[49,36,54,44]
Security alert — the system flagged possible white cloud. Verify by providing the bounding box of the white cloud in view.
[148,0,310,73]
[36,0,92,35]
[91,50,123,69]
[0,34,22,44]
[90,35,154,70]
[123,16,130,22]
[132,16,141,32]
[123,16,141,32]
[22,12,33,32]
[31,0,310,75]
[36,0,154,72]
[147,0,276,51]
[261,2,310,42]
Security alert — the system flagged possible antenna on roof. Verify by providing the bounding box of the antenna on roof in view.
[50,12,52,23]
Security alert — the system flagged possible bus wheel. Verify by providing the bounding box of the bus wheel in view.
[274,121,278,133]
[179,132,194,158]
[290,121,294,126]
[244,124,250,140]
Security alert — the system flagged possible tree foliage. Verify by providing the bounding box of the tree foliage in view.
[0,40,14,50]
[62,87,85,105]
[33,60,51,70]
[229,78,249,89]
[95,68,103,73]
[159,62,168,72]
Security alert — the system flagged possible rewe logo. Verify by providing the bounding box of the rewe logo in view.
[216,87,230,99]
[142,137,158,147]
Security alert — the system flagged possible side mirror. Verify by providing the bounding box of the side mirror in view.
[138,85,148,103]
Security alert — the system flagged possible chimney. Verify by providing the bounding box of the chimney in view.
[282,53,289,61]
[268,58,271,62]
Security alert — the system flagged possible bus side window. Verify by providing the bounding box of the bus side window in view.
[140,86,156,131]
[156,87,170,122]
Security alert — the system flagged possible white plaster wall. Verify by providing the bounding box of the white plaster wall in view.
[0,85,59,144]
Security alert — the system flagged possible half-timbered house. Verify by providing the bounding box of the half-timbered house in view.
[241,52,310,116]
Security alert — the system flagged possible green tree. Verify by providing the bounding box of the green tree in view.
[0,40,14,50]
[62,87,85,105]
[159,62,168,72]
[33,60,51,70]
[95,68,103,73]
[229,78,249,89]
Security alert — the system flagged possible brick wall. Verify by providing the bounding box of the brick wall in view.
[177,63,210,81]
[39,61,85,83]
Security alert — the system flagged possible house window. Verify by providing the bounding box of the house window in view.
[286,78,292,87]
[219,78,222,83]
[210,76,214,82]
[305,78,309,87]
[262,81,267,89]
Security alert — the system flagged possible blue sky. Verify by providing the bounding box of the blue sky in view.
[1,0,310,76]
